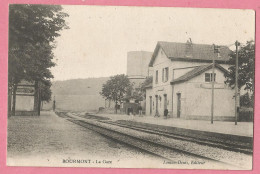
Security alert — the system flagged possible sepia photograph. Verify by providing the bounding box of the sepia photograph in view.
[7,5,255,170]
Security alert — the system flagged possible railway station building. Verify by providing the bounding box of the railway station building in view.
[145,40,237,121]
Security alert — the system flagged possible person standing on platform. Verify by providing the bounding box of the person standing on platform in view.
[164,108,168,119]
[53,98,56,111]
[138,105,142,116]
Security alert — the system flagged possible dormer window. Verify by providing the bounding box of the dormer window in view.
[205,73,216,82]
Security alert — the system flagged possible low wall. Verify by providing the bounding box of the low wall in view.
[183,115,235,121]
[14,111,38,116]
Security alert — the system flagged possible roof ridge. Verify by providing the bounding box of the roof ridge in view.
[158,41,229,47]
[149,41,231,67]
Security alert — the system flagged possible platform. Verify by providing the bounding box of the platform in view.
[90,113,253,137]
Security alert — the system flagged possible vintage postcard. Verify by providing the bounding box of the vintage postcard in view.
[6,4,255,170]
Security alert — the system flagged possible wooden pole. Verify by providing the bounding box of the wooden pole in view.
[11,84,17,116]
[8,85,12,117]
[211,56,215,124]
[38,87,41,116]
[34,80,39,115]
[211,45,221,124]
[235,41,239,125]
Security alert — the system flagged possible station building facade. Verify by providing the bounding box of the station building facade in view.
[145,41,236,121]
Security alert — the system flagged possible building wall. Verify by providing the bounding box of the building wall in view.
[147,47,234,120]
[11,80,37,115]
[172,68,235,120]
[151,47,173,116]
[151,48,214,116]
[15,96,34,111]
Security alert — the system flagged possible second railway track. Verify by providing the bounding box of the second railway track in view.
[79,113,252,154]
[55,111,252,170]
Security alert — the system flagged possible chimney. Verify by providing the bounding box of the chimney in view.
[185,38,193,57]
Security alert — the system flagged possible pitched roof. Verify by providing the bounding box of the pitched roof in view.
[149,41,232,67]
[170,63,229,85]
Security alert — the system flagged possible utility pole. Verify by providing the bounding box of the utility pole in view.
[211,44,220,124]
[235,41,240,125]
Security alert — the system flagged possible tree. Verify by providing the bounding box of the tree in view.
[100,74,131,114]
[39,80,52,110]
[240,92,254,107]
[125,83,143,103]
[9,5,69,82]
[8,4,69,115]
[140,76,153,98]
[225,41,255,108]
[225,41,255,91]
[124,76,153,104]
[141,76,153,91]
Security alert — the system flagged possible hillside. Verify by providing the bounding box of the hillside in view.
[43,77,110,112]
[52,77,110,95]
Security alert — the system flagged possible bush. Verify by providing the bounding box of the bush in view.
[239,107,253,122]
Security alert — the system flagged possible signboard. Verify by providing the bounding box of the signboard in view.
[16,85,35,96]
[200,83,225,89]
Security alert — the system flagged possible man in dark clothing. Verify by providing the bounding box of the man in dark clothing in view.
[53,100,56,111]
[164,109,168,118]
[138,105,142,116]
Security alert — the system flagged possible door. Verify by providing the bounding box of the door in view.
[164,94,167,110]
[155,95,158,115]
[177,93,181,118]
[149,96,152,115]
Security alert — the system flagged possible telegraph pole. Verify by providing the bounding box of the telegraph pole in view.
[235,41,240,125]
[211,49,215,124]
[211,44,220,124]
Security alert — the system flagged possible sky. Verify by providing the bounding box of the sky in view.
[51,5,255,81]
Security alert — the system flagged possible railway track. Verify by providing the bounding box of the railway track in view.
[78,113,252,154]
[99,120,252,154]
[55,112,251,169]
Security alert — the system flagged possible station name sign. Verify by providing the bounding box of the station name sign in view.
[16,85,35,96]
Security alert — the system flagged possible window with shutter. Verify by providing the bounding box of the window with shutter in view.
[162,68,164,82]
[155,70,158,84]
[165,67,169,82]
[205,73,216,82]
[205,73,211,82]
